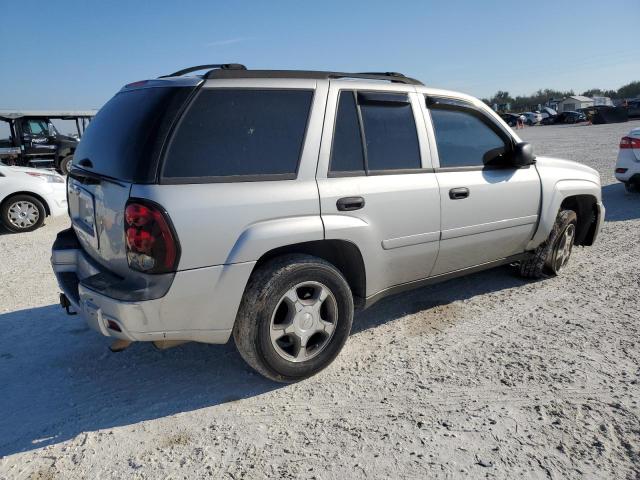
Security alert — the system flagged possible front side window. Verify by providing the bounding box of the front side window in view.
[163,89,313,180]
[25,120,48,136]
[329,90,421,174]
[429,107,508,168]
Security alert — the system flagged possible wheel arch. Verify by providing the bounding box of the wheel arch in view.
[529,179,601,249]
[1,191,50,216]
[560,194,599,246]
[252,239,367,307]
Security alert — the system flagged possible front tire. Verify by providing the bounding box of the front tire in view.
[520,209,577,278]
[1,194,46,233]
[233,254,354,383]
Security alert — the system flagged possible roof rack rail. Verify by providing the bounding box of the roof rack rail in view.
[202,69,423,85]
[330,71,422,85]
[159,63,246,79]
[358,71,406,78]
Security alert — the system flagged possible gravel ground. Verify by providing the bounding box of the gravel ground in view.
[1,120,639,479]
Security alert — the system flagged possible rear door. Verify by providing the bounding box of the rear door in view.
[317,82,441,297]
[68,82,196,275]
[423,95,541,275]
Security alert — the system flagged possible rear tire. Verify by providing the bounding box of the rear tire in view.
[1,194,46,233]
[520,209,577,279]
[58,155,73,175]
[624,182,639,193]
[233,254,354,383]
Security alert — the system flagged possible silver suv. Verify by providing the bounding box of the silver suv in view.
[52,64,605,382]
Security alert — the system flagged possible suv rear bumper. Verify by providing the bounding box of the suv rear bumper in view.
[51,228,254,344]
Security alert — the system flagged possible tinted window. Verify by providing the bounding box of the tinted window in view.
[359,94,421,171]
[74,87,193,182]
[164,89,313,179]
[430,108,506,168]
[330,92,365,173]
[26,120,48,135]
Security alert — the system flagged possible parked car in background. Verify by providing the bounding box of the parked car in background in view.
[579,106,628,124]
[52,64,604,382]
[500,113,526,127]
[0,164,67,232]
[627,100,640,118]
[615,127,640,193]
[522,111,542,125]
[544,111,587,125]
[540,107,557,118]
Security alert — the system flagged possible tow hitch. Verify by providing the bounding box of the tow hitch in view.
[59,293,77,315]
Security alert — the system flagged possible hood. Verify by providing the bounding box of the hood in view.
[56,135,79,146]
[0,165,62,178]
[535,156,601,184]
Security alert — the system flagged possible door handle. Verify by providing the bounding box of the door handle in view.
[449,187,470,200]
[337,196,365,211]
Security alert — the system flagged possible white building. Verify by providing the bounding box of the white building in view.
[558,96,594,112]
[592,96,614,107]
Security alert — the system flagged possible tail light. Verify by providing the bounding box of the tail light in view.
[620,136,640,149]
[124,200,180,274]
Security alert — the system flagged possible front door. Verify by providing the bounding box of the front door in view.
[20,118,57,159]
[424,97,541,275]
[317,83,441,298]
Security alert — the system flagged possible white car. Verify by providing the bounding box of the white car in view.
[0,164,67,232]
[615,128,640,193]
[522,111,543,125]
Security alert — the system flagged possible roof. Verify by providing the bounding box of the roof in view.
[562,96,593,103]
[0,110,97,120]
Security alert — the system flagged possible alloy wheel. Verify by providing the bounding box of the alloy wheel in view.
[553,224,575,273]
[269,281,338,362]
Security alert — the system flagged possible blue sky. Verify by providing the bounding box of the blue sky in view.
[1,0,638,109]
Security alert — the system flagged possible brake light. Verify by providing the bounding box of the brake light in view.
[125,80,149,88]
[620,136,640,149]
[124,200,179,274]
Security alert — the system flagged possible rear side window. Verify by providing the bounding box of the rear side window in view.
[330,92,365,173]
[329,91,421,174]
[74,87,193,182]
[163,89,313,180]
[359,93,421,171]
[429,108,507,168]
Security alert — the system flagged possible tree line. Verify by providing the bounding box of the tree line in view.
[482,80,640,110]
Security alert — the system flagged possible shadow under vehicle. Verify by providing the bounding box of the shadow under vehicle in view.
[0,110,95,175]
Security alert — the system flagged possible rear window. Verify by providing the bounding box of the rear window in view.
[162,89,313,181]
[74,87,193,182]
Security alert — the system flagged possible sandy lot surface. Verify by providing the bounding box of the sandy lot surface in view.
[1,121,639,479]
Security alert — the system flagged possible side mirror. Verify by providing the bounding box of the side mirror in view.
[512,142,535,167]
